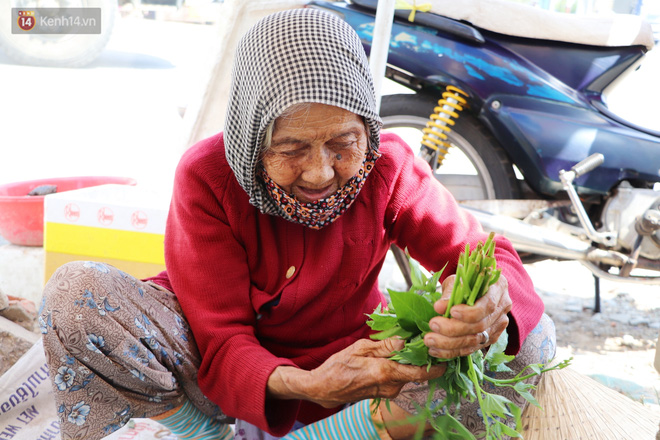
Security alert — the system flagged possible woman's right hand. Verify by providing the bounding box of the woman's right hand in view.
[267,338,446,408]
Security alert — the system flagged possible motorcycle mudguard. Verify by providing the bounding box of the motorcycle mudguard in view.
[480,95,660,195]
[309,1,660,195]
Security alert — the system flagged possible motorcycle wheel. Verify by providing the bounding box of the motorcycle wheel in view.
[381,93,531,285]
[380,93,521,200]
[0,0,117,68]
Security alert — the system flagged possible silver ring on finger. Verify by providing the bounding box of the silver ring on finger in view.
[479,330,490,345]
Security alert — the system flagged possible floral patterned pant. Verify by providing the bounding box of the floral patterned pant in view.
[40,261,227,440]
[40,261,555,440]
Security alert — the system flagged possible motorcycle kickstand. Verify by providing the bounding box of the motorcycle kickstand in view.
[593,274,601,314]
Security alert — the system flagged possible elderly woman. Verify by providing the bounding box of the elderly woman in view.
[40,8,554,440]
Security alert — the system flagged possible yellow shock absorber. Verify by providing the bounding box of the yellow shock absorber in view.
[420,85,468,170]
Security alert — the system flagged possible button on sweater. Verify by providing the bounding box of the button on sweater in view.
[148,131,544,436]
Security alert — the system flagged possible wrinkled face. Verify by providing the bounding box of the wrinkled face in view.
[261,103,369,204]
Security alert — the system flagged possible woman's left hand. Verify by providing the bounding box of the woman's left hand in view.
[423,274,512,359]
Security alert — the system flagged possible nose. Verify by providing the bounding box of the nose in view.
[301,147,335,185]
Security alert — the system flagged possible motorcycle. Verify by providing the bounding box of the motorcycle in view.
[307,0,660,293]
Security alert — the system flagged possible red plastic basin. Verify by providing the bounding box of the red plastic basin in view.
[0,176,137,247]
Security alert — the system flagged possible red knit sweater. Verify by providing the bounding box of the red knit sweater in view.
[150,131,544,435]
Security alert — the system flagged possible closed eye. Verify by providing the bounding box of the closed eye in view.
[278,148,307,157]
[329,133,360,150]
[329,141,356,149]
[267,142,309,158]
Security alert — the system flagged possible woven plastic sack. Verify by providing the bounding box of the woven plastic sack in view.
[0,338,178,439]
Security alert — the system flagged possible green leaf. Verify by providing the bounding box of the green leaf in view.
[370,324,415,341]
[484,329,515,372]
[389,289,437,333]
[469,362,483,383]
[470,349,485,371]
[481,393,514,419]
[458,372,475,396]
[431,413,477,440]
[513,381,540,408]
[363,248,571,440]
[426,264,445,296]
[495,420,523,438]
[487,355,514,373]
[408,257,428,289]
[371,398,381,415]
[393,343,430,366]
[434,358,474,405]
[366,312,399,331]
[508,401,523,432]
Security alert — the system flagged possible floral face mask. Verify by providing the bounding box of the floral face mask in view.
[259,150,380,229]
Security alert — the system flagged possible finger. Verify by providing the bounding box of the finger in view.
[427,346,482,360]
[452,291,498,322]
[484,312,510,348]
[424,313,497,352]
[428,315,489,338]
[427,301,510,344]
[381,337,406,356]
[423,327,485,356]
[386,362,446,383]
[440,275,455,300]
[353,338,405,358]
[447,275,508,324]
[496,281,513,315]
[471,277,511,330]
[425,330,491,359]
[425,313,510,358]
[363,363,446,401]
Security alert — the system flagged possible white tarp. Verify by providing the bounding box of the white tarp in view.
[0,339,179,440]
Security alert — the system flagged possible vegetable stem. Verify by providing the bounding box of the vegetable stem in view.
[365,233,571,440]
[468,356,490,436]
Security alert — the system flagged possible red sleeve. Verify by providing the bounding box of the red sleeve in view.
[164,134,299,435]
[379,132,544,354]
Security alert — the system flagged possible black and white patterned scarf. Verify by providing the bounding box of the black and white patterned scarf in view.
[223,8,382,217]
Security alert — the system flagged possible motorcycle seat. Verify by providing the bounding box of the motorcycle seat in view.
[352,0,654,50]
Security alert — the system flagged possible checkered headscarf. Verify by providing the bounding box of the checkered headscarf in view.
[223,8,382,216]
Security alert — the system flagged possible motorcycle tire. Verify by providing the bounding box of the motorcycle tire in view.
[381,93,534,282]
[0,0,117,68]
[380,93,521,200]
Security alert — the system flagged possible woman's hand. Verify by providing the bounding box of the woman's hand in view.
[423,274,512,359]
[267,338,445,408]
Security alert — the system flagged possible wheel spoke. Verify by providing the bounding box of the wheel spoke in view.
[381,119,496,200]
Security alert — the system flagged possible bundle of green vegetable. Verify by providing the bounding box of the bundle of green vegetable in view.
[367,232,570,439]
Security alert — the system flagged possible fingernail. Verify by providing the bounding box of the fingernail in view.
[430,322,440,333]
[450,310,462,319]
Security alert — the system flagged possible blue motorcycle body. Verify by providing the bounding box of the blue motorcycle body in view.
[309,0,660,197]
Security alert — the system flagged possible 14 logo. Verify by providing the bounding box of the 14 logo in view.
[17,10,36,31]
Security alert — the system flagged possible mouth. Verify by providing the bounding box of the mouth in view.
[295,184,336,203]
